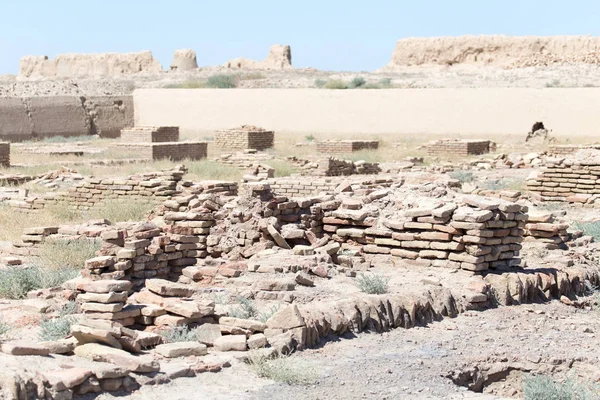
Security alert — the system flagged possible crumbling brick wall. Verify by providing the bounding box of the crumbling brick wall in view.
[426,139,491,156]
[214,127,274,150]
[316,140,379,153]
[120,126,180,143]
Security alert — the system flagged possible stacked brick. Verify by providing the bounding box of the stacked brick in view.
[120,126,179,143]
[326,195,526,272]
[523,212,569,249]
[11,226,59,256]
[0,142,9,167]
[316,140,379,154]
[527,150,600,202]
[260,177,395,197]
[548,144,600,157]
[426,139,492,156]
[214,126,274,150]
[75,280,138,327]
[317,158,380,176]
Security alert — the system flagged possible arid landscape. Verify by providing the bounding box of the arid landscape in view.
[1,35,600,400]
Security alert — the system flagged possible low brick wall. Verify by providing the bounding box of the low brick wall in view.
[0,142,9,167]
[214,128,274,150]
[426,139,491,156]
[120,126,179,143]
[548,144,600,156]
[316,140,379,153]
[116,142,207,161]
[247,176,396,196]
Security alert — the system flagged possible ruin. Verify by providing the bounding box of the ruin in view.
[214,126,274,150]
[120,126,180,143]
[225,44,292,70]
[316,140,379,154]
[425,139,493,156]
[169,49,198,72]
[117,126,207,162]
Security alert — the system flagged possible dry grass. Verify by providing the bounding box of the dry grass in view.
[185,160,243,181]
[0,204,82,242]
[86,199,154,223]
[247,351,319,385]
[37,239,101,270]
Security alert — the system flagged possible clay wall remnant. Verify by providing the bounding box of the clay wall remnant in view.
[425,139,492,156]
[121,126,180,143]
[316,140,379,154]
[214,125,274,150]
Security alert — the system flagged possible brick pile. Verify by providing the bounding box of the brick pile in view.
[316,140,379,154]
[12,226,59,256]
[0,142,9,167]
[261,176,396,197]
[523,212,570,250]
[242,164,274,182]
[326,195,526,272]
[548,144,600,157]
[526,149,600,202]
[426,139,493,156]
[317,158,381,176]
[75,280,138,327]
[214,125,274,150]
[120,126,179,143]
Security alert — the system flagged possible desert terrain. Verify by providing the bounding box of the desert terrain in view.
[0,36,599,400]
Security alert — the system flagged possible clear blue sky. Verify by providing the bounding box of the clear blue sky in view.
[2,0,600,74]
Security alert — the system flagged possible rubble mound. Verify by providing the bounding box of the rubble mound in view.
[225,44,292,70]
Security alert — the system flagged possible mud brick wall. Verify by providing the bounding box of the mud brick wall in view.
[214,129,274,150]
[252,177,395,197]
[117,142,207,161]
[527,161,600,202]
[316,140,379,154]
[319,158,380,176]
[426,139,491,156]
[327,196,526,272]
[120,126,179,143]
[0,142,9,167]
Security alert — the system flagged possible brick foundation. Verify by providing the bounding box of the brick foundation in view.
[120,126,180,143]
[214,126,274,150]
[316,140,379,153]
[426,139,492,156]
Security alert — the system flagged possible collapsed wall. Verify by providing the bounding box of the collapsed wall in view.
[19,51,163,78]
[225,44,292,70]
[382,35,600,69]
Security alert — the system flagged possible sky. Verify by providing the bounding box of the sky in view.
[2,0,600,74]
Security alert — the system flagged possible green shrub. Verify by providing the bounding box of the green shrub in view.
[379,78,393,87]
[545,79,561,88]
[305,134,315,142]
[449,170,474,183]
[247,351,319,385]
[572,221,600,242]
[160,326,201,343]
[38,239,101,270]
[228,297,258,319]
[523,375,598,400]
[324,79,348,89]
[355,273,389,294]
[0,266,80,299]
[314,79,326,88]
[38,302,77,342]
[349,76,366,88]
[206,74,237,88]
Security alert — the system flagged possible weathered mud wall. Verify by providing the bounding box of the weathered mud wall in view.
[225,44,292,70]
[19,51,163,78]
[0,95,133,141]
[383,35,600,69]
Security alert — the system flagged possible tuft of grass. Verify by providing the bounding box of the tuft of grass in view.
[355,273,389,294]
[228,297,258,320]
[206,74,237,88]
[164,80,207,89]
[324,79,348,89]
[247,351,319,385]
[256,304,281,323]
[37,239,101,270]
[38,305,77,342]
[160,326,201,343]
[87,199,154,223]
[449,170,474,183]
[481,178,525,191]
[0,266,80,300]
[0,317,10,340]
[268,160,297,177]
[545,79,562,88]
[314,79,326,88]
[185,160,243,181]
[572,221,600,242]
[304,134,315,142]
[349,76,366,89]
[523,375,598,400]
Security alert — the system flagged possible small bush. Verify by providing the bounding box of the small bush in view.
[257,304,281,323]
[160,326,200,343]
[38,302,77,342]
[206,74,237,88]
[523,375,598,400]
[449,170,474,183]
[545,79,562,88]
[349,76,366,88]
[355,273,389,294]
[248,351,319,385]
[38,239,101,270]
[228,297,258,320]
[379,78,393,87]
[314,79,326,88]
[305,134,315,142]
[324,79,348,89]
[0,317,10,339]
[572,221,600,242]
[0,266,80,299]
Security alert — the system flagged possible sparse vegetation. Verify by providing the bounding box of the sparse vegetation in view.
[545,79,562,88]
[324,79,349,89]
[572,221,600,242]
[0,266,80,300]
[247,351,319,385]
[88,199,154,223]
[305,134,316,142]
[349,76,366,88]
[314,79,326,88]
[257,304,281,323]
[37,239,101,270]
[160,326,201,343]
[0,317,11,340]
[481,178,525,191]
[185,160,243,181]
[206,74,238,88]
[449,170,474,183]
[38,302,78,342]
[523,375,598,400]
[228,297,259,320]
[269,159,297,177]
[164,80,207,89]
[355,273,389,294]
